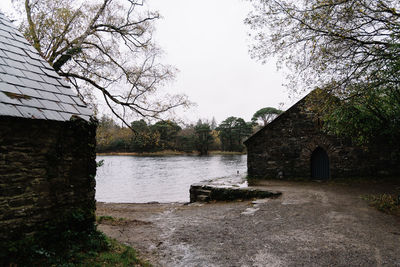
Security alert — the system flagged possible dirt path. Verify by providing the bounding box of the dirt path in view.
[96,181,400,266]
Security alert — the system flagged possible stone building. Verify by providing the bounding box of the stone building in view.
[244,91,399,180]
[0,12,97,242]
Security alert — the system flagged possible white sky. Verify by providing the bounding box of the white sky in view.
[0,0,299,124]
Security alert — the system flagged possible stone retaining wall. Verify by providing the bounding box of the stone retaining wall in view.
[0,116,97,241]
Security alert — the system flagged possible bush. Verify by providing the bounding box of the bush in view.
[362,193,400,216]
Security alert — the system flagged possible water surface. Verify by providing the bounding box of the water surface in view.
[96,155,247,203]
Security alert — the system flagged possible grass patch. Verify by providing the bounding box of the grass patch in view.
[1,209,150,266]
[362,193,400,216]
[97,215,116,223]
[97,215,127,224]
[3,229,149,267]
[96,215,135,226]
[97,215,152,227]
[80,236,150,267]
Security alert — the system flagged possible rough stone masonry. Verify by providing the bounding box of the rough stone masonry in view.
[245,91,400,180]
[0,116,97,241]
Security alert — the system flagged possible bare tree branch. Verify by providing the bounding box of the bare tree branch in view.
[17,0,190,129]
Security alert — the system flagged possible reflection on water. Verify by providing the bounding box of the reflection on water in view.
[95,155,247,203]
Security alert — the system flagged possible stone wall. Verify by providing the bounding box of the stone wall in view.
[0,116,97,241]
[190,183,281,202]
[245,95,399,179]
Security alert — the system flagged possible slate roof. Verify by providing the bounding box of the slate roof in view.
[0,11,92,122]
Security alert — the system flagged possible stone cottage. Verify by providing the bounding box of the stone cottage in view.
[0,12,97,243]
[244,91,399,180]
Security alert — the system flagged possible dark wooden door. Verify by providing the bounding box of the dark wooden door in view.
[311,147,330,179]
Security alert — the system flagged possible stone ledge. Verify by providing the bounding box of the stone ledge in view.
[189,183,282,203]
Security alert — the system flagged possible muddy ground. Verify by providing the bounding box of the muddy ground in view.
[96,180,400,266]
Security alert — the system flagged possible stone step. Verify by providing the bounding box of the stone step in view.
[196,194,210,202]
[190,183,282,203]
[196,189,212,195]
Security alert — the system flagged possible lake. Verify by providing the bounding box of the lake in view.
[95,154,247,203]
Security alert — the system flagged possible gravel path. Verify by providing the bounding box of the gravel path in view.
[96,180,400,266]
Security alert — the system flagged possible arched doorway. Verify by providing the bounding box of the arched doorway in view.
[311,147,330,179]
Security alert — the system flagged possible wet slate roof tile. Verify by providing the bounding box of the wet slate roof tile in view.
[3,58,26,69]
[40,75,60,86]
[57,85,76,96]
[2,44,26,56]
[56,94,76,104]
[20,97,44,109]
[38,99,64,111]
[41,67,59,78]
[0,57,6,65]
[17,86,41,98]
[0,23,9,32]
[0,49,7,58]
[3,50,26,62]
[59,102,78,113]
[26,43,38,53]
[57,78,71,88]
[0,91,22,105]
[21,70,44,82]
[26,50,43,61]
[58,111,73,121]
[42,109,64,121]
[39,82,61,93]
[0,12,92,122]
[38,90,59,101]
[16,105,46,119]
[5,39,28,50]
[0,29,12,39]
[0,73,22,84]
[74,105,93,116]
[0,42,6,51]
[24,62,43,72]
[19,77,43,90]
[15,31,25,37]
[13,34,30,44]
[0,102,21,117]
[0,81,20,94]
[0,35,8,44]
[40,60,53,69]
[0,22,14,32]
[1,64,24,77]
[71,96,86,106]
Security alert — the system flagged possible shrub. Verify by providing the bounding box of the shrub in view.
[362,194,400,216]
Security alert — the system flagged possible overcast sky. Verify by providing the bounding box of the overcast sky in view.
[1,0,299,124]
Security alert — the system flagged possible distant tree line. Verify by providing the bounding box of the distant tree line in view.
[96,107,282,154]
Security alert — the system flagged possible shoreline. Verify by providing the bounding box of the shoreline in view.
[96,180,400,266]
[96,150,247,156]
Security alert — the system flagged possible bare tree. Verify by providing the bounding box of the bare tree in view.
[245,0,400,95]
[245,0,400,144]
[15,0,189,129]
